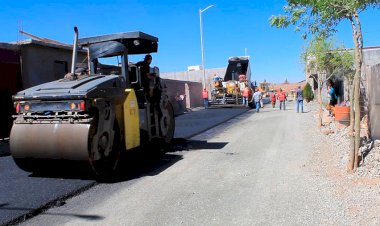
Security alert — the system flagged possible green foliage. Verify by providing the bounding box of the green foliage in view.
[303,82,314,102]
[269,0,380,39]
[302,36,354,80]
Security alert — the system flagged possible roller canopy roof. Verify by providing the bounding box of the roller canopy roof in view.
[78,31,158,55]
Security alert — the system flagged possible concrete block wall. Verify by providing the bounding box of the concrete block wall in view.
[20,44,86,89]
[161,68,226,91]
[162,79,203,115]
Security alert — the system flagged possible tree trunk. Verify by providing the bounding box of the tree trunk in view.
[347,79,356,172]
[351,14,363,170]
[317,78,323,127]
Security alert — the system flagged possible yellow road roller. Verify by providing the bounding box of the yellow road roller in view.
[10,28,175,177]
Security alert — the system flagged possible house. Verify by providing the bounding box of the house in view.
[305,46,380,140]
[0,39,87,138]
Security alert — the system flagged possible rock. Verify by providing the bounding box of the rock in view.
[322,128,334,135]
[360,128,369,139]
[374,140,380,148]
[360,115,369,139]
[367,141,374,150]
[322,114,333,125]
[335,122,348,130]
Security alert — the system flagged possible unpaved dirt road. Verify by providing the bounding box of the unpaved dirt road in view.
[20,103,380,225]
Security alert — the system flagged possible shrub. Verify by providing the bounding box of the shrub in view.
[303,83,314,102]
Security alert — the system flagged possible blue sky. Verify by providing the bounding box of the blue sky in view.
[1,0,380,83]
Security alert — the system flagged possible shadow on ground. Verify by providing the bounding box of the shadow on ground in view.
[27,138,228,182]
[0,202,104,224]
[27,147,184,184]
[168,138,229,152]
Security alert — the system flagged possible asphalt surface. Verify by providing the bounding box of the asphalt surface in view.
[0,107,247,226]
[18,102,337,226]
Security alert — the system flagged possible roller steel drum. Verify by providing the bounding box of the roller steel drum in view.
[10,124,91,161]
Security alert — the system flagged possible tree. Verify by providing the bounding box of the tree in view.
[302,36,354,127]
[270,0,380,171]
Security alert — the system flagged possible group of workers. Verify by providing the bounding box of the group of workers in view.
[269,88,290,111]
[270,87,305,113]
[240,86,305,113]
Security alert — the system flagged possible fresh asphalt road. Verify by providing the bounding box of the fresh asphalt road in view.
[18,102,346,225]
[0,107,247,226]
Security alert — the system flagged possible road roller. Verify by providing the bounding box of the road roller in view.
[9,28,175,177]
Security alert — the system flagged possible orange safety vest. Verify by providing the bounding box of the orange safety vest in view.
[242,88,250,97]
[278,92,286,101]
[202,90,208,98]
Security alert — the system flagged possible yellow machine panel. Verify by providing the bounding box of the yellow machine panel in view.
[123,89,140,150]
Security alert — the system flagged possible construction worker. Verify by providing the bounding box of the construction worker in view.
[327,80,337,116]
[239,74,246,82]
[252,88,262,112]
[202,88,209,109]
[270,90,277,108]
[277,88,287,110]
[295,86,304,113]
[136,54,155,97]
[242,85,251,107]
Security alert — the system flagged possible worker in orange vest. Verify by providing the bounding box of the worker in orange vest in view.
[202,88,209,109]
[270,90,277,108]
[277,88,287,110]
[242,85,251,107]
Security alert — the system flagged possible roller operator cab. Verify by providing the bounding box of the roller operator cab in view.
[10,28,175,177]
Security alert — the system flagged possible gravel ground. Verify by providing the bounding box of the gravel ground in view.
[307,101,380,226]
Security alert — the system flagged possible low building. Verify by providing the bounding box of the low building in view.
[187,65,203,71]
[0,40,87,138]
[270,79,306,96]
[305,46,380,140]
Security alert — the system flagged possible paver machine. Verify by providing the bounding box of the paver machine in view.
[9,28,175,177]
[211,56,252,105]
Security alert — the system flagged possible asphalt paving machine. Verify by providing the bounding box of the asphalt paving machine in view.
[211,56,252,105]
[9,28,175,177]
